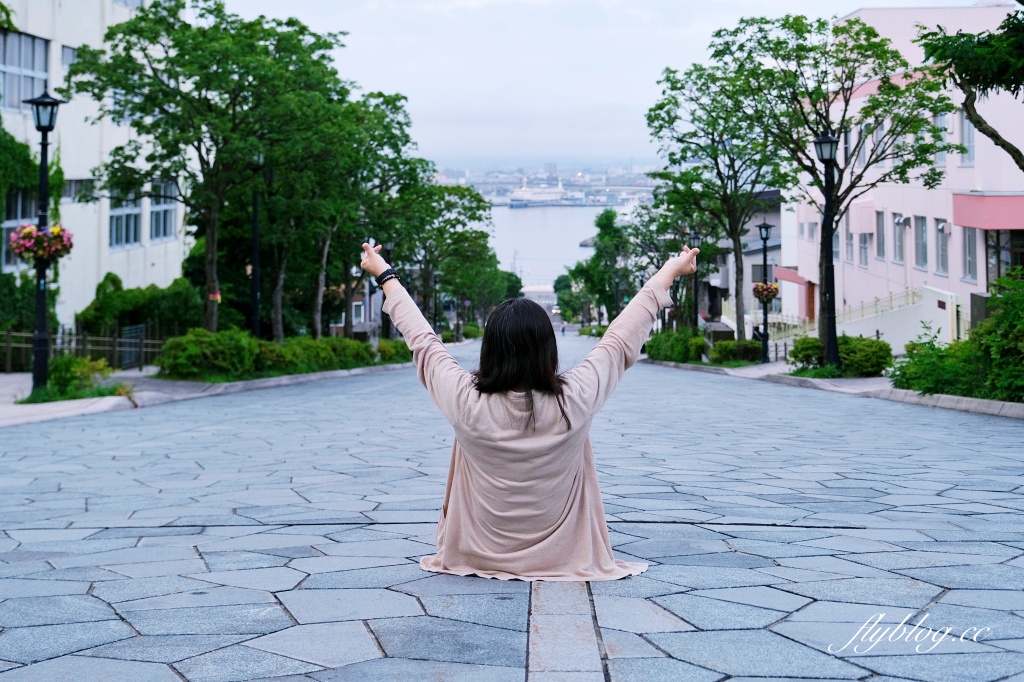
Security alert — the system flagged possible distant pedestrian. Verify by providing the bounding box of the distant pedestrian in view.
[560,322,566,336]
[360,240,699,581]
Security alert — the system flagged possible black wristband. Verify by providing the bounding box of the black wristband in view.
[376,268,398,287]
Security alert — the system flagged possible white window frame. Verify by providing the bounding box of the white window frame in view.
[0,31,49,114]
[875,211,886,259]
[933,114,947,167]
[935,220,949,276]
[960,110,975,166]
[914,216,928,270]
[62,179,95,203]
[893,214,906,264]
[963,226,977,282]
[149,180,176,241]
[858,234,870,267]
[844,216,854,263]
[109,194,141,248]
[2,190,36,270]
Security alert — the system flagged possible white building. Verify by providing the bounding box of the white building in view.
[1,0,185,327]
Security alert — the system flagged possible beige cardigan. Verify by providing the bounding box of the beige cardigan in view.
[382,278,673,580]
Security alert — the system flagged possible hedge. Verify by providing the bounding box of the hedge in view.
[645,330,701,363]
[156,329,377,381]
[378,339,412,363]
[787,334,893,378]
[710,339,761,364]
[578,326,607,337]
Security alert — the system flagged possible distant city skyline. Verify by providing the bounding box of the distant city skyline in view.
[224,1,1010,167]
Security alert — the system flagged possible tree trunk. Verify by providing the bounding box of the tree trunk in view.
[343,268,356,339]
[310,231,333,340]
[203,207,220,332]
[958,79,1024,174]
[731,232,746,342]
[272,247,288,344]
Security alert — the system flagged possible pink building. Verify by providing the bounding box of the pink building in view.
[782,3,1023,349]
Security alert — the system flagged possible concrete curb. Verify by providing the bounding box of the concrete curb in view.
[644,358,1024,421]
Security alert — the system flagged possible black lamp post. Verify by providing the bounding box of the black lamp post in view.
[756,221,773,364]
[433,269,443,334]
[814,130,841,368]
[24,91,65,392]
[250,153,264,338]
[381,241,395,339]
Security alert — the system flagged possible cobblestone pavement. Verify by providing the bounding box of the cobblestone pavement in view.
[1,335,1023,681]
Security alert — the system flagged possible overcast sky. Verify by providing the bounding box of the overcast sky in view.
[223,0,995,168]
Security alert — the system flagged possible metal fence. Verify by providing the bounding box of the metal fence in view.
[2,327,167,373]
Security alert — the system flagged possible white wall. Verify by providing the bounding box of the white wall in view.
[837,286,958,355]
[2,0,186,327]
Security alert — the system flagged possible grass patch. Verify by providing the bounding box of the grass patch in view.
[18,383,132,404]
[789,365,844,379]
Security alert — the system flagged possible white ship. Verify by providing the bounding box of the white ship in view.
[508,179,586,208]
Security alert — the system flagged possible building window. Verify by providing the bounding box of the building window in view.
[798,222,805,238]
[808,222,817,242]
[113,0,144,8]
[875,211,886,259]
[933,114,947,166]
[0,32,49,113]
[914,216,928,269]
[61,46,77,67]
[2,190,36,268]
[844,216,854,263]
[832,228,840,261]
[150,180,176,240]
[109,193,141,248]
[61,179,95,203]
[858,234,870,267]
[935,220,949,275]
[964,226,977,281]
[752,264,774,283]
[872,120,886,160]
[960,110,975,166]
[857,124,869,166]
[843,130,851,163]
[893,214,906,264]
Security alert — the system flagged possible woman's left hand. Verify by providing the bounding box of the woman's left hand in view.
[360,242,391,278]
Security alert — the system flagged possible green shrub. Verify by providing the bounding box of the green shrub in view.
[838,335,892,377]
[688,336,706,362]
[890,327,989,397]
[578,326,607,337]
[156,328,259,380]
[283,337,338,373]
[77,273,203,335]
[462,324,482,339]
[49,354,113,395]
[378,339,412,363]
[789,336,823,370]
[711,339,761,364]
[971,268,1024,402]
[645,330,694,363]
[255,340,292,373]
[441,330,455,343]
[321,337,375,369]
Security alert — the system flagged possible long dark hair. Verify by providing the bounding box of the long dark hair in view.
[473,298,572,431]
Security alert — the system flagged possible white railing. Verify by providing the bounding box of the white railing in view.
[722,288,924,342]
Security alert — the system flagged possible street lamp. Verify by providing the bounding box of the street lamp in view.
[381,241,395,339]
[814,130,841,368]
[756,221,773,364]
[250,152,264,338]
[433,269,443,334]
[24,91,65,392]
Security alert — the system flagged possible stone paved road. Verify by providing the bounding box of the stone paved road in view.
[1,335,1023,681]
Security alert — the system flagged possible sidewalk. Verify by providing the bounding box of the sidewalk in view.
[644,358,1024,420]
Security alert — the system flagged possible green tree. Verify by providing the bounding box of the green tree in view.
[63,0,345,333]
[574,209,632,323]
[648,63,792,341]
[0,2,14,31]
[918,8,1024,174]
[709,15,960,353]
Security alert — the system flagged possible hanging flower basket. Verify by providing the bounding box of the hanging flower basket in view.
[753,281,779,304]
[8,224,74,265]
